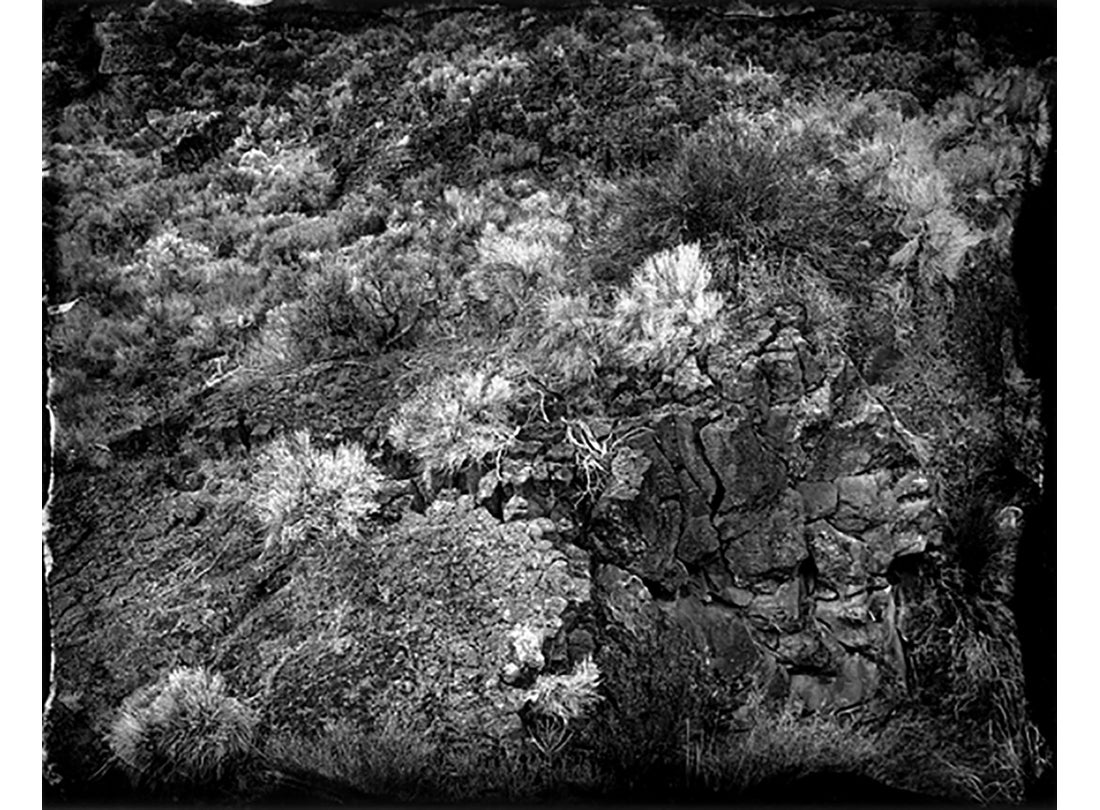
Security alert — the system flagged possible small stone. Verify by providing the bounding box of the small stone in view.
[834,472,891,532]
[718,586,755,608]
[798,481,838,520]
[749,580,801,625]
[672,355,714,396]
[807,520,869,593]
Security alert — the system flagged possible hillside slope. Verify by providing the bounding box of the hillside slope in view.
[44,1,1054,805]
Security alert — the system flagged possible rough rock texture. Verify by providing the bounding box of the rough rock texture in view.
[489,306,942,714]
[241,494,592,742]
[45,471,591,794]
[45,306,943,795]
[94,22,175,74]
[589,307,939,710]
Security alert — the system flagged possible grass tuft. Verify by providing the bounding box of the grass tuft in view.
[107,667,257,794]
[387,370,519,484]
[250,431,384,554]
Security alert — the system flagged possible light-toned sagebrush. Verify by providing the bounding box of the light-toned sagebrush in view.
[844,119,985,284]
[107,667,257,792]
[535,292,605,385]
[611,243,725,369]
[523,656,603,723]
[387,370,518,483]
[251,430,384,553]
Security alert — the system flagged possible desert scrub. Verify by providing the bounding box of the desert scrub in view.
[844,115,985,285]
[387,371,519,484]
[523,656,603,758]
[526,244,724,384]
[525,656,603,722]
[732,251,853,349]
[718,696,885,791]
[235,145,336,217]
[411,47,530,105]
[250,431,384,554]
[592,114,831,280]
[463,193,577,330]
[533,293,607,388]
[839,67,1050,287]
[242,240,450,373]
[610,243,725,370]
[107,667,257,795]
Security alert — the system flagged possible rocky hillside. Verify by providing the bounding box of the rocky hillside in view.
[44,1,1054,806]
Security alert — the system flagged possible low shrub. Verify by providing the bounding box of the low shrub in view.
[250,431,384,554]
[522,656,603,759]
[524,656,603,724]
[714,695,885,793]
[609,242,725,370]
[899,525,1048,803]
[238,146,337,217]
[242,240,448,373]
[387,371,519,484]
[462,196,577,330]
[533,292,606,388]
[731,251,853,349]
[107,667,257,795]
[592,116,825,282]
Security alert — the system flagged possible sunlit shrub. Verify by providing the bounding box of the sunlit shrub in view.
[414,49,529,104]
[239,146,336,216]
[387,371,518,483]
[610,243,725,369]
[251,430,384,554]
[733,251,853,348]
[534,293,606,387]
[524,656,603,723]
[107,667,256,794]
[464,206,576,327]
[844,117,985,284]
[120,230,214,299]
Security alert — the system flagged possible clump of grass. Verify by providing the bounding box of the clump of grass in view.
[243,249,443,375]
[526,243,726,387]
[264,715,437,800]
[534,292,606,387]
[250,431,384,554]
[460,195,578,332]
[901,547,1048,803]
[524,656,603,723]
[107,667,257,795]
[844,116,985,285]
[610,243,725,369]
[592,114,827,282]
[719,696,884,791]
[387,370,519,484]
[732,251,853,348]
[522,657,603,760]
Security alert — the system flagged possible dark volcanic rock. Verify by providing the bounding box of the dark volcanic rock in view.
[572,307,941,712]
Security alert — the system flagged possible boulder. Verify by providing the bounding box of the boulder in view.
[563,307,941,713]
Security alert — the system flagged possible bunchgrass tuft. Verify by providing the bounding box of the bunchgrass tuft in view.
[250,431,384,554]
[524,656,603,723]
[107,667,257,794]
[387,370,519,484]
[610,243,725,369]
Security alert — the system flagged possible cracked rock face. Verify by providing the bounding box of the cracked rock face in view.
[45,307,942,790]
[579,309,942,710]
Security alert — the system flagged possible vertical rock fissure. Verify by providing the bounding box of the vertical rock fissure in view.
[693,422,725,519]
